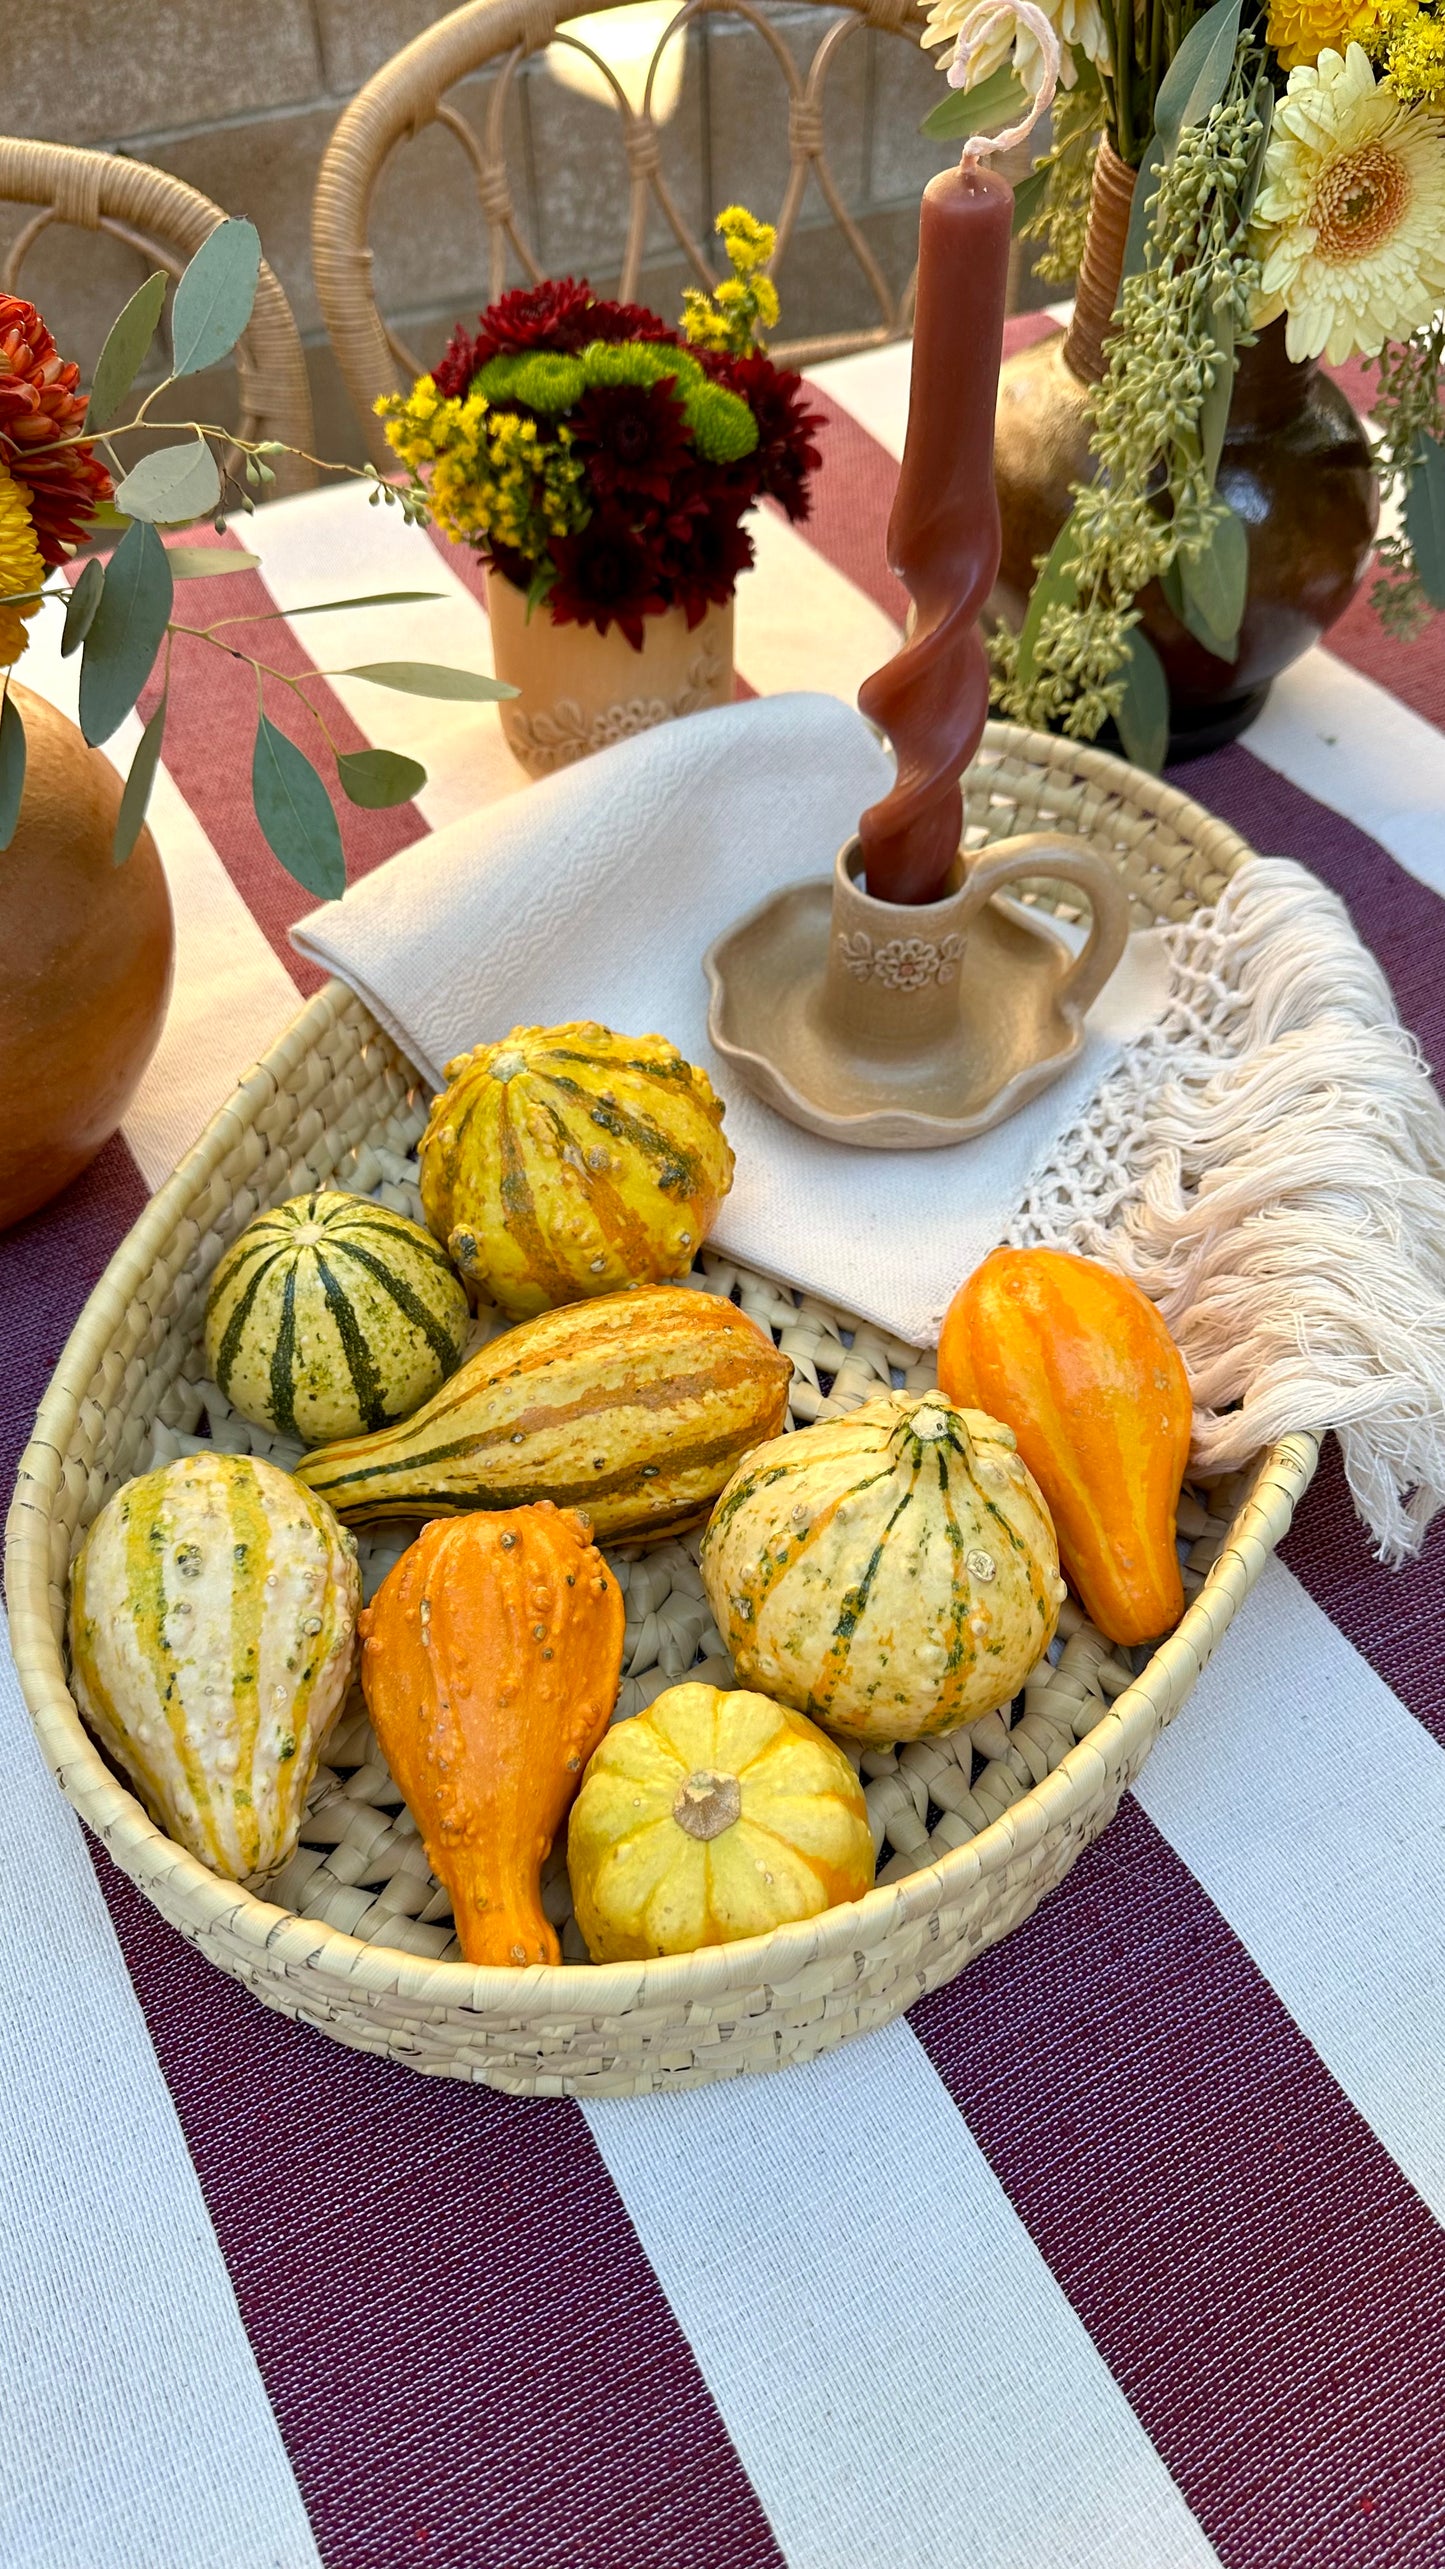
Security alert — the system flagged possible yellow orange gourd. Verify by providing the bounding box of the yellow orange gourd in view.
[937,1246,1193,1647]
[419,1021,735,1319]
[567,1680,874,1962]
[358,1503,625,1966]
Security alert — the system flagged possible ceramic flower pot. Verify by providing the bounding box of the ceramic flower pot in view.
[487,569,735,779]
[0,683,173,1230]
[992,140,1380,759]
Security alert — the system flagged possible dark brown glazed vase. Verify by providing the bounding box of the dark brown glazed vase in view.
[992,141,1380,758]
[0,682,174,1230]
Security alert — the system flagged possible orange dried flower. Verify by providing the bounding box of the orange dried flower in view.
[0,295,112,564]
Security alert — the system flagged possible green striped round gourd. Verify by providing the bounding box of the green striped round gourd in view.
[204,1191,471,1447]
[699,1392,1067,1747]
[68,1451,359,1881]
[418,1021,735,1322]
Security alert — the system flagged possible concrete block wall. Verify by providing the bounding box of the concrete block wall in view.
[4,0,1051,469]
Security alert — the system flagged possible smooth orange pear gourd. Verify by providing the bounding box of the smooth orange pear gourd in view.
[936,1247,1192,1647]
[358,1503,624,1966]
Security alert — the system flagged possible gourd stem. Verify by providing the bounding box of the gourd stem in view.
[672,1770,742,1841]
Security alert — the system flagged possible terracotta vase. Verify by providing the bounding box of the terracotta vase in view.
[0,683,174,1231]
[993,141,1379,757]
[487,569,735,779]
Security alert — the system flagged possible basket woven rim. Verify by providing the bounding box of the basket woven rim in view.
[3,722,1306,2019]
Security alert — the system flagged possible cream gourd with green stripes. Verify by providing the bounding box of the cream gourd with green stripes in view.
[699,1393,1067,1746]
[204,1191,470,1447]
[418,1021,735,1322]
[68,1452,360,1881]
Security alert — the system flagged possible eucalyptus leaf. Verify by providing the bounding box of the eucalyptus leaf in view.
[920,63,1027,140]
[278,590,445,619]
[114,691,168,865]
[1119,0,1246,289]
[1154,0,1244,152]
[171,219,261,380]
[0,691,25,852]
[78,520,173,746]
[1010,164,1049,236]
[115,438,222,526]
[1015,516,1081,689]
[338,661,518,700]
[1114,626,1169,772]
[336,746,427,809]
[1176,505,1249,661]
[252,715,346,898]
[61,555,105,658]
[1198,300,1238,483]
[87,270,167,432]
[1405,434,1445,609]
[166,546,261,579]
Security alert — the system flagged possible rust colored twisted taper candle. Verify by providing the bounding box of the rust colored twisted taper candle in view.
[857,0,1059,907]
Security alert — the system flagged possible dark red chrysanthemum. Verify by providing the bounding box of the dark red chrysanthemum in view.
[547,504,669,649]
[569,377,690,503]
[663,489,755,626]
[0,295,112,563]
[434,281,682,397]
[705,349,822,523]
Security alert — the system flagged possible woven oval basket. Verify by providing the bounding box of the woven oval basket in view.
[5,724,1318,2096]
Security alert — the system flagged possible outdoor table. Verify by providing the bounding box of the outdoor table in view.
[4,315,1445,2569]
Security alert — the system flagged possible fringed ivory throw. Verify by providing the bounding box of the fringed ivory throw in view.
[293,695,1445,1562]
[1017,857,1445,1561]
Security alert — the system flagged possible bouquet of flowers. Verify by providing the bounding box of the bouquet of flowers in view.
[378,208,823,649]
[924,0,1445,757]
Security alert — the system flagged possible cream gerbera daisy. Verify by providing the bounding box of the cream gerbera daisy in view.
[1251,43,1445,362]
[922,0,1110,95]
[0,462,44,671]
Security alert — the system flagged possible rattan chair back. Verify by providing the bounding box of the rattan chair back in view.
[314,0,933,465]
[0,136,316,494]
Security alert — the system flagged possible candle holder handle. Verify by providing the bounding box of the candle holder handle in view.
[953,832,1132,1021]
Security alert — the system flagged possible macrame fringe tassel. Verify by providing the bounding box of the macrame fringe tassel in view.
[1017,857,1445,1562]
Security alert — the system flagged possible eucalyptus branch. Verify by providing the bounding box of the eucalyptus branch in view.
[1365,320,1445,638]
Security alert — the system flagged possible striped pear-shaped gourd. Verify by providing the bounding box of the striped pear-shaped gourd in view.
[203,1191,471,1447]
[699,1393,1066,1746]
[68,1452,359,1880]
[296,1284,793,1545]
[418,1021,735,1321]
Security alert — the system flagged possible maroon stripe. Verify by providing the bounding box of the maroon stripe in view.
[913,1798,1445,2569]
[137,530,429,994]
[95,1850,784,2569]
[775,390,906,625]
[0,1132,148,1511]
[1326,583,1445,732]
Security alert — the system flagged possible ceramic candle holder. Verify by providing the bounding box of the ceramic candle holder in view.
[704,831,1130,1149]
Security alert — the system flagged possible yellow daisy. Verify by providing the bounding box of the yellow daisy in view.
[1250,44,1445,362]
[0,461,44,670]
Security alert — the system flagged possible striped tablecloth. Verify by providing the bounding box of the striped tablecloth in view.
[6,315,1445,2569]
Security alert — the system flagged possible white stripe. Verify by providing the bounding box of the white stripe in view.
[737,501,901,701]
[808,346,912,463]
[1135,1554,1445,2217]
[1244,650,1445,901]
[238,486,527,832]
[585,2021,1220,2569]
[16,598,299,1192]
[0,1627,320,2569]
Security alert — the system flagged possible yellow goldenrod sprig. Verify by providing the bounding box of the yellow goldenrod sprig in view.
[682,206,781,356]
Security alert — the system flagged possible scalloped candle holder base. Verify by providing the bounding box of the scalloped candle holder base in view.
[704,833,1130,1150]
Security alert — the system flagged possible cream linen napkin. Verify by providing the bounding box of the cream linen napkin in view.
[294,694,1171,1349]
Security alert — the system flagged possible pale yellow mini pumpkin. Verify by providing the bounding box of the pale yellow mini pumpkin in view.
[68,1451,359,1880]
[567,1680,874,1961]
[418,1021,735,1320]
[699,1392,1066,1746]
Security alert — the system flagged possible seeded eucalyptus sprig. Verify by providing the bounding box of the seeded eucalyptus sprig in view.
[0,220,513,888]
[1365,319,1445,638]
[992,0,1269,765]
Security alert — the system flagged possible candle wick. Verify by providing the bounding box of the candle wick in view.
[948,0,1060,160]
